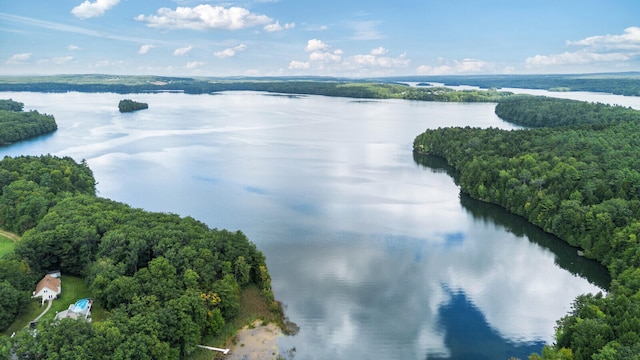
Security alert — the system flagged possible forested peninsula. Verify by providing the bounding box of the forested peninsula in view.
[0,99,57,145]
[414,96,640,359]
[0,155,282,359]
[495,95,640,128]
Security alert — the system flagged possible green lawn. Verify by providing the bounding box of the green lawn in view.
[0,235,14,258]
[3,298,41,335]
[39,275,106,323]
[3,275,106,335]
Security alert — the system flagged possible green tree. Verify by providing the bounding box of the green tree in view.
[0,280,26,331]
[234,255,251,286]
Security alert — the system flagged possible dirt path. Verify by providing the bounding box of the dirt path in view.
[33,299,53,323]
[0,229,21,242]
[225,321,283,360]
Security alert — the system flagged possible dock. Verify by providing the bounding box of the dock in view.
[196,345,230,355]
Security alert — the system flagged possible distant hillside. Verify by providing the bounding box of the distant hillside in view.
[384,72,640,96]
[1,73,638,96]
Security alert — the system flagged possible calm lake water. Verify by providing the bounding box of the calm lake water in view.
[1,91,611,359]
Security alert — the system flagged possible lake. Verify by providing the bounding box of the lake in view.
[0,91,610,359]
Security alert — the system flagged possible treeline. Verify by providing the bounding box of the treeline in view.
[0,258,37,334]
[0,156,278,359]
[402,86,511,102]
[413,99,640,359]
[2,73,639,96]
[0,99,57,145]
[0,99,24,111]
[0,79,511,102]
[118,99,148,113]
[495,95,640,127]
[389,73,640,96]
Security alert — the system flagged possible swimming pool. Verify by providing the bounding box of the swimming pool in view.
[72,298,90,313]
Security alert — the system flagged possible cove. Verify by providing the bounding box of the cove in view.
[0,91,610,359]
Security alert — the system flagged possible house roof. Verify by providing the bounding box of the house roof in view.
[35,274,61,294]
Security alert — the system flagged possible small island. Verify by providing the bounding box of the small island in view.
[118,99,148,113]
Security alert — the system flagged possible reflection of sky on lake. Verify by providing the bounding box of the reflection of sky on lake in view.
[0,91,609,359]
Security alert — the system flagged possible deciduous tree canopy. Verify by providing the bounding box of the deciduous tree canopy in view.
[495,95,640,127]
[118,99,148,113]
[0,155,276,358]
[0,99,57,145]
[414,96,640,359]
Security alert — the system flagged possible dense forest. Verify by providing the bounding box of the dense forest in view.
[495,95,640,128]
[0,99,57,145]
[118,99,148,113]
[0,155,96,234]
[413,97,640,359]
[0,155,278,359]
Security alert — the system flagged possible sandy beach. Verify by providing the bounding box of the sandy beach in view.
[225,321,284,360]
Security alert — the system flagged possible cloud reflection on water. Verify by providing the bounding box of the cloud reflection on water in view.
[0,91,607,359]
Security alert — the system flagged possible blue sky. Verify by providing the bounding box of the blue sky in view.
[1,0,639,77]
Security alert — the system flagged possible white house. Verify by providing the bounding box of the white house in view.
[33,274,61,305]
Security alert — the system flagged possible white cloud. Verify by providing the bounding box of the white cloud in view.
[214,44,247,58]
[186,61,205,69]
[568,26,640,51]
[289,60,310,70]
[6,53,31,64]
[526,51,631,67]
[370,47,388,55]
[309,50,342,63]
[136,5,272,31]
[305,39,329,52]
[71,0,120,19]
[417,58,498,75]
[138,44,156,54]
[302,39,342,64]
[68,44,81,51]
[347,52,409,69]
[526,27,640,70]
[174,45,193,56]
[290,40,409,75]
[264,21,295,32]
